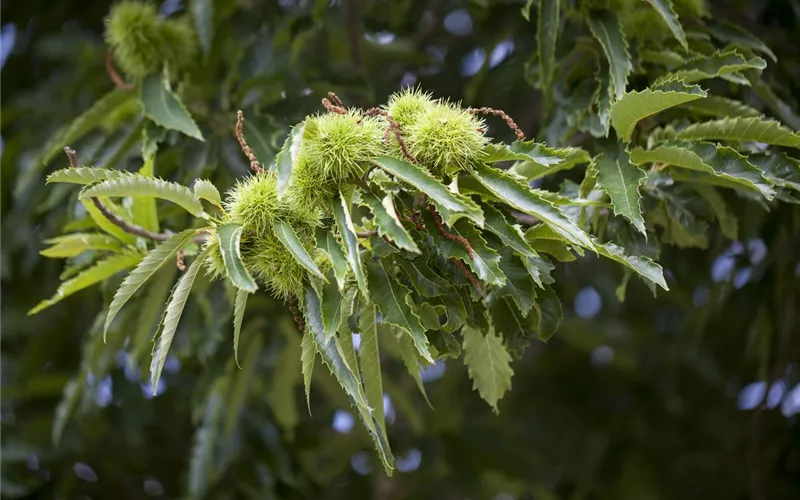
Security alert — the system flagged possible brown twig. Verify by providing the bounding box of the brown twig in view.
[328,92,345,108]
[105,49,134,91]
[467,107,525,140]
[429,206,474,258]
[287,296,305,333]
[235,110,264,174]
[384,115,417,163]
[402,214,426,233]
[64,147,203,245]
[452,258,481,292]
[356,229,379,238]
[322,97,348,115]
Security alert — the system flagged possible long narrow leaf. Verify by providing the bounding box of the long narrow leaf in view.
[150,247,211,390]
[104,229,197,337]
[273,220,326,280]
[217,224,258,293]
[80,173,205,216]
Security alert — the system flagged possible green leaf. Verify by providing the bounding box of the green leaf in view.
[389,325,433,408]
[190,0,214,56]
[707,20,776,62]
[216,224,258,293]
[537,0,560,91]
[232,287,249,368]
[193,179,223,210]
[140,74,204,141]
[304,287,394,472]
[268,328,300,437]
[671,117,800,149]
[28,252,142,315]
[481,203,539,259]
[316,227,348,291]
[593,240,669,290]
[133,130,160,233]
[535,286,562,341]
[420,213,506,286]
[374,156,484,227]
[643,0,687,50]
[679,96,762,119]
[359,189,420,253]
[660,50,766,84]
[586,10,631,100]
[150,247,210,390]
[367,260,435,364]
[359,304,386,437]
[495,142,591,180]
[82,198,137,245]
[273,220,326,281]
[301,329,316,414]
[103,229,197,337]
[462,325,513,413]
[333,190,368,299]
[188,377,226,498]
[594,151,646,235]
[749,153,800,193]
[39,88,134,166]
[40,233,122,258]
[275,123,306,200]
[490,296,535,358]
[496,248,536,316]
[395,254,449,298]
[320,279,355,342]
[630,142,775,199]
[46,167,126,185]
[468,163,594,249]
[80,173,205,217]
[693,185,738,239]
[610,79,707,141]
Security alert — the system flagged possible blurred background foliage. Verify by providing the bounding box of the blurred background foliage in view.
[2,0,800,499]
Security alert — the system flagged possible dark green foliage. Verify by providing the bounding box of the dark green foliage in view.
[3,0,800,498]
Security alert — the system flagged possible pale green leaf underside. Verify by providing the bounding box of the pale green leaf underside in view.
[300,329,316,414]
[140,74,204,141]
[40,233,122,258]
[193,179,223,209]
[374,156,484,227]
[28,252,142,315]
[273,220,326,281]
[80,173,205,217]
[217,224,258,293]
[104,229,197,337]
[150,247,210,391]
[462,325,513,413]
[594,152,646,235]
[610,79,707,141]
[47,167,126,185]
[316,228,348,291]
[679,96,762,119]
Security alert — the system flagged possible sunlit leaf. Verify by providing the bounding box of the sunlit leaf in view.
[463,324,513,413]
[273,220,326,281]
[80,172,205,216]
[140,74,204,141]
[594,151,646,235]
[217,224,258,293]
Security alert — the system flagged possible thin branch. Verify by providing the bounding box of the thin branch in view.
[105,49,134,91]
[467,107,525,140]
[322,97,348,115]
[452,258,481,293]
[235,110,264,174]
[64,147,204,248]
[429,206,474,258]
[356,229,379,238]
